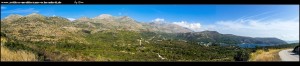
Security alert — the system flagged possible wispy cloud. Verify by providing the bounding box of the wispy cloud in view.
[67,18,76,21]
[1,8,39,14]
[1,6,6,10]
[203,18,299,41]
[173,21,202,31]
[152,18,165,22]
[243,11,273,19]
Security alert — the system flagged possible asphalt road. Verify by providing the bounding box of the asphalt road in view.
[279,49,299,61]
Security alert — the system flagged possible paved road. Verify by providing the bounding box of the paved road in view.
[279,49,299,61]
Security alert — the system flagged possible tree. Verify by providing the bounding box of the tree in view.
[234,50,249,61]
[293,45,299,54]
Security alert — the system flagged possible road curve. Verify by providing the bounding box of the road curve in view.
[279,49,299,61]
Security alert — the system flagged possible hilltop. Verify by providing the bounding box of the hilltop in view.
[0,13,288,61]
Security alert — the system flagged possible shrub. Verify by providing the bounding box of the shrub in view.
[234,50,249,61]
[0,32,6,37]
[4,41,33,51]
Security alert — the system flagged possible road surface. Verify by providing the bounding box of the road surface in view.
[279,49,299,61]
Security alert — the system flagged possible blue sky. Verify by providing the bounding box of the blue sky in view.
[1,5,299,41]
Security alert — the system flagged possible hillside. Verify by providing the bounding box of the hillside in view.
[72,14,193,33]
[174,31,287,45]
[0,13,288,61]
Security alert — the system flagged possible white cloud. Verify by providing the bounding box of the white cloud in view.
[67,18,76,21]
[151,18,202,32]
[172,21,202,31]
[1,6,6,9]
[203,19,299,41]
[152,18,165,22]
[1,8,39,13]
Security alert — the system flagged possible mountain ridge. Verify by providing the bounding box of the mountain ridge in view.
[1,13,287,45]
[0,13,290,61]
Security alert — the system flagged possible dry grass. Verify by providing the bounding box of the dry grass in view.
[1,46,38,61]
[1,37,38,61]
[249,49,283,61]
[1,37,7,46]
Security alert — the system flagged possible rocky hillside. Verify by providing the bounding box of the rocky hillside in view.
[72,14,193,33]
[1,13,88,44]
[145,21,193,33]
[0,13,288,61]
[1,13,193,43]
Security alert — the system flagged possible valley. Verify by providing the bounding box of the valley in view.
[0,13,297,61]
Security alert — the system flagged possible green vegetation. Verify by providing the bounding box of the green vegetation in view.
[234,48,251,61]
[1,13,294,61]
[0,32,6,37]
[1,30,253,61]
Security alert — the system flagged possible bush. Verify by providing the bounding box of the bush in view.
[263,48,269,52]
[4,41,33,51]
[56,42,90,50]
[234,50,249,61]
[0,32,6,37]
[82,29,91,34]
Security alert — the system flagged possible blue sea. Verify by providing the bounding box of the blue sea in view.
[237,44,278,48]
